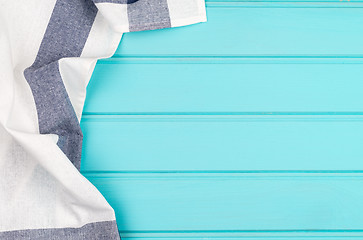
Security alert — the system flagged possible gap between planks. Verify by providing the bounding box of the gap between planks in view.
[81,171,363,179]
[102,56,363,64]
[205,1,363,8]
[81,114,363,122]
[118,229,363,239]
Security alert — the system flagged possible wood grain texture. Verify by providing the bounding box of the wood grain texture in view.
[119,230,363,240]
[80,115,363,171]
[119,233,363,240]
[120,237,363,240]
[84,173,363,231]
[84,62,363,114]
[115,7,363,56]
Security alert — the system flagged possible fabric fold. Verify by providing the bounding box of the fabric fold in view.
[0,0,206,239]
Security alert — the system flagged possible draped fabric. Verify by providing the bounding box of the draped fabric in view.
[0,0,206,239]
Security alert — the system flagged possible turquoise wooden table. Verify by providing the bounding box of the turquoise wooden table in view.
[80,0,363,239]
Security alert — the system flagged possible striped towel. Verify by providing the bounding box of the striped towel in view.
[0,0,206,239]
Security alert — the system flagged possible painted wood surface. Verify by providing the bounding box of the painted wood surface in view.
[115,5,363,56]
[83,173,363,231]
[81,116,363,171]
[84,61,363,114]
[80,0,363,239]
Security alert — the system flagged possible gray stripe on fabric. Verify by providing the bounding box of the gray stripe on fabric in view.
[24,0,98,170]
[127,0,171,32]
[0,220,121,240]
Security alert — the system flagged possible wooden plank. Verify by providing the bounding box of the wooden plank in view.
[83,62,363,114]
[120,238,363,240]
[114,7,363,56]
[120,236,363,240]
[119,230,363,240]
[119,229,363,240]
[209,0,363,2]
[84,173,363,231]
[80,116,363,171]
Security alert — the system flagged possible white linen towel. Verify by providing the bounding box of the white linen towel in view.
[0,0,206,239]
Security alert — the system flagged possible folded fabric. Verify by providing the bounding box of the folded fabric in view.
[0,0,206,239]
